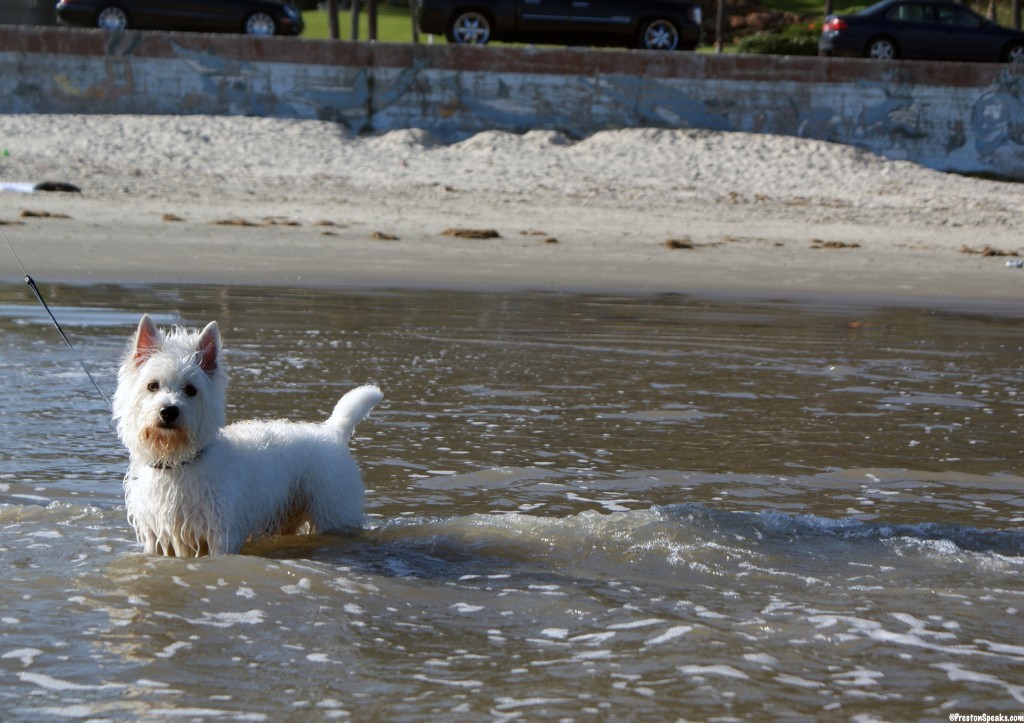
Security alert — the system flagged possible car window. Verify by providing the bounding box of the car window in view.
[886,3,932,21]
[935,6,983,26]
[859,0,899,15]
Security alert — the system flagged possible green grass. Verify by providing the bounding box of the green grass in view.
[302,5,437,42]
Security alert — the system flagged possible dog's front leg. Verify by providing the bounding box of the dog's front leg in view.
[139,529,159,555]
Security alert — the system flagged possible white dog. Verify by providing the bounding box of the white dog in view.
[113,314,382,557]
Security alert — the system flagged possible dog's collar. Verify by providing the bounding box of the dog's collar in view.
[149,446,207,470]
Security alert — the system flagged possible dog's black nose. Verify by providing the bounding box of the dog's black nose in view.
[159,405,179,424]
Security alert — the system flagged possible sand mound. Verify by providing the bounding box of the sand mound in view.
[0,114,1016,219]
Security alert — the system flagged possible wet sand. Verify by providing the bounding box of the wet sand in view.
[0,114,1021,306]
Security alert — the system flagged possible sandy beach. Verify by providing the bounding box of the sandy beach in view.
[0,114,1021,306]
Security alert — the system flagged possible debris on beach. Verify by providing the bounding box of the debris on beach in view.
[811,239,860,249]
[441,228,501,239]
[20,209,70,219]
[517,229,558,243]
[210,217,301,228]
[959,244,1019,257]
[1,181,80,194]
[33,181,81,193]
[212,218,257,227]
[664,237,729,250]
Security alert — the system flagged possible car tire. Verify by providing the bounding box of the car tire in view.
[1002,42,1024,64]
[638,18,681,50]
[244,12,277,35]
[864,37,898,59]
[446,11,492,44]
[95,5,129,31]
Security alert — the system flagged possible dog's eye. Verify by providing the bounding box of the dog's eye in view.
[183,384,198,397]
[147,381,160,392]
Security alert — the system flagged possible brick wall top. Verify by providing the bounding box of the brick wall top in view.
[3,25,1019,88]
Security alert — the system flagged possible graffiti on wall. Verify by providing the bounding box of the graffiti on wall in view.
[44,32,141,103]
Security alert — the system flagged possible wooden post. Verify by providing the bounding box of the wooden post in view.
[715,0,725,52]
[350,0,360,40]
[327,0,339,39]
[411,0,420,42]
[368,0,378,40]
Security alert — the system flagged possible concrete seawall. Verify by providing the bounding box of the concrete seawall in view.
[1,26,1022,178]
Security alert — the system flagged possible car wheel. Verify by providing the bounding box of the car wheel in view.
[638,18,681,50]
[446,11,491,44]
[244,12,277,35]
[864,37,898,59]
[95,5,128,31]
[1002,42,1024,64]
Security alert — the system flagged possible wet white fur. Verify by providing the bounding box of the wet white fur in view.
[113,314,382,557]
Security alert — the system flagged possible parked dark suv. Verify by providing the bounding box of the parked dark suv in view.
[417,0,702,50]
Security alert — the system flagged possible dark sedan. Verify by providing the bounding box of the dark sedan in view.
[417,0,702,51]
[820,0,1024,62]
[55,0,304,35]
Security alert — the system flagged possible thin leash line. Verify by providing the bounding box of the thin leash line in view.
[1,222,113,411]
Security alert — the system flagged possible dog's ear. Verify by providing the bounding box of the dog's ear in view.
[196,321,220,374]
[133,314,161,366]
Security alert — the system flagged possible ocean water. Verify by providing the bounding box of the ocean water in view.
[0,284,1021,720]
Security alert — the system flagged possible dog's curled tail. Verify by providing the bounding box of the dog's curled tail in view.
[326,384,384,442]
